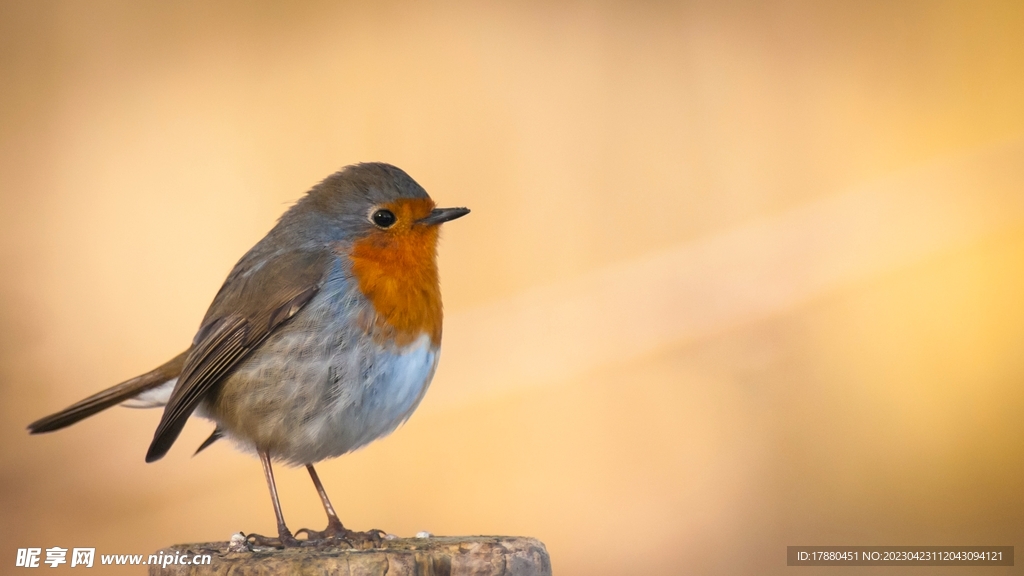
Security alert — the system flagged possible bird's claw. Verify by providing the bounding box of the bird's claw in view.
[294,522,385,549]
[245,529,304,549]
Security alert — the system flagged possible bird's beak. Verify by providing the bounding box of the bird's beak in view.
[416,207,471,226]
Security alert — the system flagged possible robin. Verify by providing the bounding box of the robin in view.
[28,162,469,547]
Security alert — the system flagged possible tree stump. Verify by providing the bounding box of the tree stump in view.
[148,536,551,576]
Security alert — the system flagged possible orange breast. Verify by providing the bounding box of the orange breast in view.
[348,198,443,347]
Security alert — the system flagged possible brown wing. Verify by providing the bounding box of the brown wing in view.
[145,249,332,462]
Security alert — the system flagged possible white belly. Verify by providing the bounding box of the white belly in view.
[308,333,439,457]
[207,326,440,466]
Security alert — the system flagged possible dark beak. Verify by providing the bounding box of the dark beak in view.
[416,207,470,226]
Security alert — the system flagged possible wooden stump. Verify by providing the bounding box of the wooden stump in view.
[148,536,551,576]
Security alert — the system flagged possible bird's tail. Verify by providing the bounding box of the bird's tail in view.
[27,350,189,434]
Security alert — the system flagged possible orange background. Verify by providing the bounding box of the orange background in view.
[2,2,1024,574]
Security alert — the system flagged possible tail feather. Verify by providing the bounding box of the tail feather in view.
[27,350,189,434]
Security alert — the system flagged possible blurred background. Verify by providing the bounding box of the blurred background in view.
[2,1,1024,574]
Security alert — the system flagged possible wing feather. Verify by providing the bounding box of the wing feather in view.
[145,249,333,462]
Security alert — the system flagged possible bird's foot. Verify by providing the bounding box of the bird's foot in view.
[295,520,385,549]
[245,527,303,549]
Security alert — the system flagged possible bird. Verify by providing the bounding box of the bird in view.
[27,162,470,547]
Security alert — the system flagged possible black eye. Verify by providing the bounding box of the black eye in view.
[371,209,396,228]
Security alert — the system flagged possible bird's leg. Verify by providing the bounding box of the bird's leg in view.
[294,464,384,548]
[307,464,346,534]
[246,450,302,548]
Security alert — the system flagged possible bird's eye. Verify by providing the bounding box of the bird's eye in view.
[371,209,397,228]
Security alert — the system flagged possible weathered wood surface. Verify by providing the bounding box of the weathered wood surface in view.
[149,536,551,576]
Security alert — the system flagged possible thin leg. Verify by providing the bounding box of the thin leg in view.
[262,451,292,538]
[307,464,345,532]
[293,464,385,548]
[246,450,301,548]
